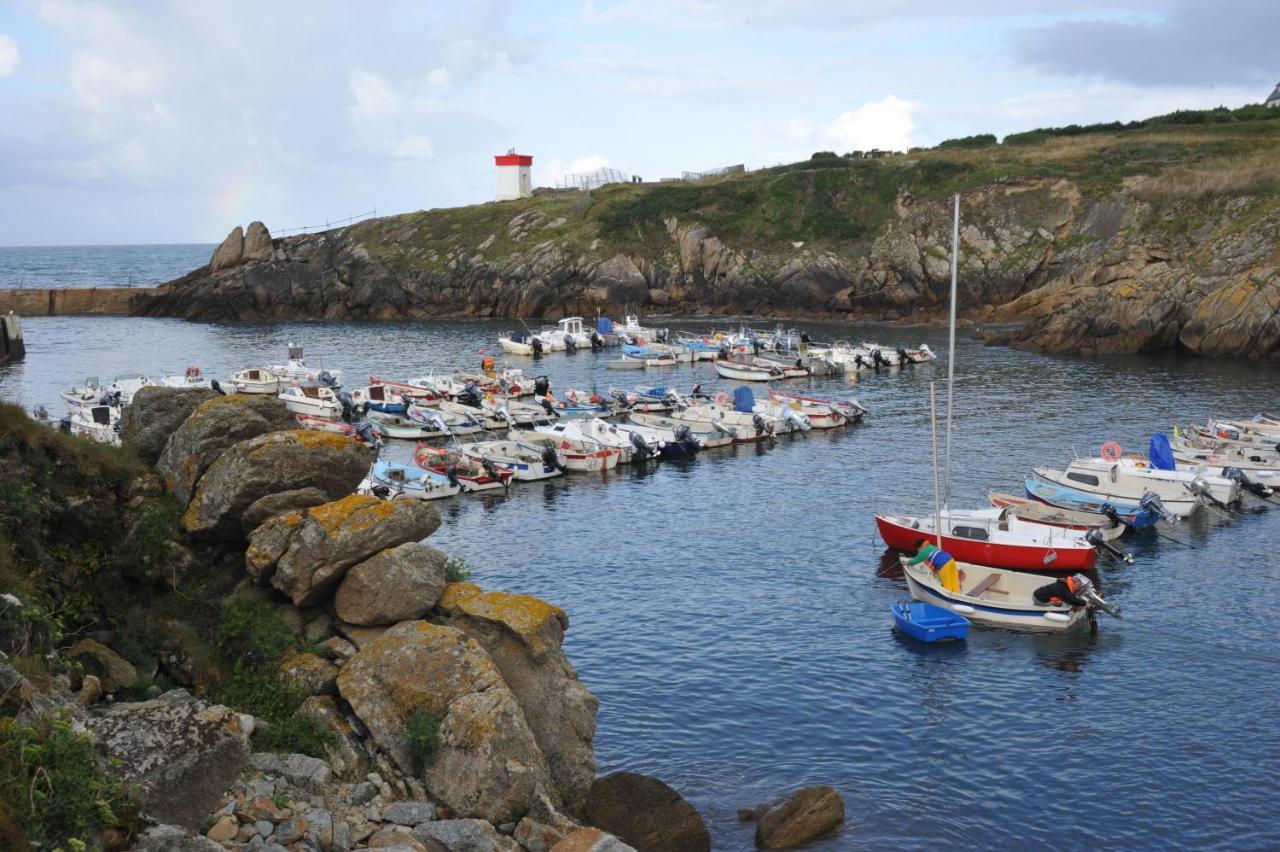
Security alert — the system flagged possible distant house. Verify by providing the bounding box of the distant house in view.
[1267,83,1280,108]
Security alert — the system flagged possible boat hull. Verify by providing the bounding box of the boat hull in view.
[876,514,1095,572]
[902,559,1087,632]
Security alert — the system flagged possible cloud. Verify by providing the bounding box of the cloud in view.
[538,154,613,188]
[1011,1,1280,88]
[824,95,917,151]
[0,34,18,78]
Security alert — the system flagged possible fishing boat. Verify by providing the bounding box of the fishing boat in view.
[499,330,536,356]
[900,556,1108,632]
[1033,463,1201,518]
[433,399,509,431]
[749,354,810,378]
[714,358,782,382]
[478,397,557,428]
[987,492,1126,542]
[367,377,441,402]
[367,411,447,440]
[67,404,121,446]
[230,367,284,394]
[461,440,565,481]
[363,459,461,501]
[533,418,661,464]
[605,356,646,370]
[278,385,343,418]
[454,368,534,397]
[891,601,969,643]
[406,405,485,436]
[1089,456,1240,505]
[607,386,678,413]
[875,510,1098,572]
[614,315,667,345]
[627,412,735,449]
[681,390,785,437]
[267,345,343,387]
[413,445,512,492]
[519,434,620,473]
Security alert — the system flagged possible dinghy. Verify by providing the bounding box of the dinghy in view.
[413,445,512,492]
[891,601,969,643]
[533,418,661,464]
[876,510,1098,572]
[627,412,734,449]
[278,385,343,418]
[766,389,864,428]
[605,356,646,370]
[461,440,565,481]
[714,358,782,382]
[1024,475,1164,527]
[363,459,460,501]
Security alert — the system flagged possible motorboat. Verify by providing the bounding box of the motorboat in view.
[606,356,646,370]
[367,377,441,403]
[267,344,343,388]
[615,315,668,345]
[278,384,343,419]
[499,330,536,356]
[519,434,620,473]
[230,368,283,395]
[160,366,214,389]
[714,357,784,382]
[987,492,1125,542]
[478,396,557,428]
[461,440,565,481]
[875,510,1098,572]
[533,417,661,464]
[67,404,121,446]
[348,384,411,414]
[1032,464,1200,518]
[105,374,153,405]
[60,377,106,410]
[627,412,735,449]
[1169,435,1280,481]
[613,421,699,459]
[367,411,448,440]
[1024,475,1166,527]
[404,405,485,436]
[1084,456,1240,505]
[767,389,866,427]
[433,399,510,431]
[363,459,460,501]
[414,444,512,492]
[608,386,677,413]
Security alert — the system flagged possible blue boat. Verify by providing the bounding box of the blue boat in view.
[1024,475,1158,528]
[891,602,970,643]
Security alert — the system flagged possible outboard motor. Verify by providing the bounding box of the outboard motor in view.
[656,329,668,344]
[801,332,812,345]
[1085,528,1134,564]
[629,430,652,461]
[752,339,761,356]
[339,391,355,419]
[33,404,48,421]
[613,390,631,410]
[458,382,483,408]
[353,419,380,449]
[896,346,909,365]
[690,383,705,400]
[717,343,730,360]
[531,337,544,358]
[59,415,72,434]
[783,407,811,433]
[751,413,774,438]
[1222,465,1273,498]
[541,446,566,473]
[854,354,866,370]
[210,379,225,395]
[370,484,393,500]
[99,391,114,406]
[672,424,698,455]
[443,464,460,488]
[534,375,550,398]
[1071,574,1121,618]
[590,331,604,351]
[496,405,517,428]
[872,348,887,370]
[1139,490,1179,526]
[1098,503,1133,532]
[318,370,337,388]
[480,457,502,481]
[564,334,578,353]
[1188,476,1232,511]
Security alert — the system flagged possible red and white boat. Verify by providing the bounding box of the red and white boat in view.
[368,376,441,402]
[413,444,512,493]
[519,434,620,473]
[875,509,1098,572]
[987,491,1125,542]
[767,389,866,427]
[295,414,355,436]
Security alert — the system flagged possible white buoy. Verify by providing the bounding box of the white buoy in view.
[1044,611,1071,623]
[951,604,976,614]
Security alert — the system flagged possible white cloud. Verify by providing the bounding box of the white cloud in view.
[538,154,613,188]
[0,34,18,78]
[824,95,917,152]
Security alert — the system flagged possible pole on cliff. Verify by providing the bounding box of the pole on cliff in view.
[943,193,959,510]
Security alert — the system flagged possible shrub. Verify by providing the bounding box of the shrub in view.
[216,598,293,668]
[937,133,997,150]
[444,556,473,584]
[0,717,135,848]
[810,151,838,160]
[111,497,182,582]
[405,711,440,774]
[0,591,63,660]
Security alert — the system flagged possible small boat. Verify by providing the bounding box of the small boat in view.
[230,368,283,395]
[367,411,445,440]
[519,434,620,473]
[406,404,485,436]
[1024,475,1163,528]
[1033,464,1200,518]
[348,384,411,414]
[414,444,512,492]
[478,397,557,428]
[363,459,460,501]
[714,358,783,382]
[295,414,356,436]
[680,391,783,437]
[160,366,213,389]
[606,356,647,370]
[987,492,1125,542]
[609,386,677,413]
[267,344,343,387]
[105,374,154,404]
[613,421,699,459]
[900,556,1107,632]
[60,377,106,410]
[368,377,441,402]
[749,355,810,378]
[767,389,864,428]
[461,440,565,481]
[67,404,121,445]
[499,330,536,356]
[891,601,969,643]
[876,510,1098,572]
[628,412,734,449]
[278,384,343,419]
[1095,456,1240,505]
[433,399,510,431]
[1170,435,1280,480]
[533,418,661,464]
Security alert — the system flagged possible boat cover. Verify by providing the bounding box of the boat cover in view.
[510,330,531,343]
[733,386,755,413]
[1149,433,1176,470]
[596,316,614,334]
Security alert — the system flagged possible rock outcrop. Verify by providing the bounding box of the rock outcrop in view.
[210,226,245,272]
[334,542,448,626]
[181,430,372,541]
[752,786,845,849]
[336,620,554,825]
[65,638,138,694]
[583,772,709,852]
[243,221,273,261]
[122,386,220,463]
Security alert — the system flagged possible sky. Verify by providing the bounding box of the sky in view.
[0,0,1276,246]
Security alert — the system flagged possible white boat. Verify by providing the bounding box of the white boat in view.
[433,399,510,431]
[67,404,121,446]
[606,356,647,370]
[498,331,536,356]
[1169,436,1280,481]
[519,434,620,473]
[461,440,565,481]
[60,377,106,410]
[267,345,343,387]
[362,460,460,501]
[714,359,782,382]
[1033,463,1201,518]
[295,414,356,436]
[900,556,1100,632]
[627,412,734,449]
[479,397,557,428]
[615,315,668,345]
[678,402,783,437]
[160,366,214,389]
[538,317,593,351]
[231,368,283,394]
[105,374,154,404]
[368,411,449,441]
[533,417,660,464]
[404,405,485,436]
[1098,456,1240,505]
[767,389,865,428]
[278,385,343,418]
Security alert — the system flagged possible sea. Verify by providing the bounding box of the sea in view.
[2,244,1279,850]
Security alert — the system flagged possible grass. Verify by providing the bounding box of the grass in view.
[405,711,440,775]
[444,556,473,584]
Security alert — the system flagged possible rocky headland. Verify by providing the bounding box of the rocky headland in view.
[0,390,846,851]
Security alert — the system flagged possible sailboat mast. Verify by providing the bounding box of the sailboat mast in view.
[930,382,943,550]
[943,193,959,509]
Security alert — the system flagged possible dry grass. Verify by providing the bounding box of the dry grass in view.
[1128,150,1280,200]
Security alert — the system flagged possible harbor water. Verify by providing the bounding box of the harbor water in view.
[3,309,1279,849]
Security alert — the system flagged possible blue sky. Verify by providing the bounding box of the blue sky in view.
[0,0,1275,245]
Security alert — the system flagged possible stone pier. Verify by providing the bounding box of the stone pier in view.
[1,313,23,364]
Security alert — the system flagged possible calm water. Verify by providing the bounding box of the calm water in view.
[3,312,1280,848]
[0,244,214,289]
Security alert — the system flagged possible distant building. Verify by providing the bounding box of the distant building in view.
[1267,83,1280,108]
[495,149,533,200]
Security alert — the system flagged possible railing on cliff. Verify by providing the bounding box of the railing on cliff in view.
[275,209,378,237]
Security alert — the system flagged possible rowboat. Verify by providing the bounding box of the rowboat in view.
[519,434,620,473]
[231,368,283,394]
[267,345,342,387]
[714,358,782,382]
[67,404,121,446]
[1032,463,1200,518]
[461,440,565,481]
[987,492,1125,542]
[533,417,661,464]
[1024,475,1164,527]
[876,510,1098,572]
[900,556,1101,632]
[363,459,460,501]
[414,445,512,492]
[891,602,969,643]
[627,412,735,449]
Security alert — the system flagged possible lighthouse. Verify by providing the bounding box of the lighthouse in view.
[495,149,533,200]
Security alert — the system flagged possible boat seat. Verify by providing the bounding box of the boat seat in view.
[966,573,1001,597]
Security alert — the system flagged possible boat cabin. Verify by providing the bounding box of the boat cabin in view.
[89,406,112,426]
[557,317,585,336]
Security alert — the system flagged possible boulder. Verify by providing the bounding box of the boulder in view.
[241,486,331,532]
[383,801,438,826]
[133,824,226,851]
[335,542,447,626]
[87,689,251,829]
[411,819,511,851]
[515,817,570,852]
[754,786,845,849]
[583,772,708,852]
[551,828,637,852]
[210,225,245,271]
[243,221,274,261]
[277,650,338,695]
[248,751,332,792]
[298,694,371,781]
[121,386,219,463]
[261,495,441,607]
[336,620,553,825]
[436,584,597,812]
[157,394,297,504]
[65,638,138,693]
[182,430,372,541]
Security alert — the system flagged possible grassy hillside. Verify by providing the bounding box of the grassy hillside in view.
[352,106,1280,272]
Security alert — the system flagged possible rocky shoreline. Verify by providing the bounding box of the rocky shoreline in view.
[0,389,847,851]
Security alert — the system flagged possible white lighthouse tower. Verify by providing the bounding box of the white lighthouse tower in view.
[495,149,533,200]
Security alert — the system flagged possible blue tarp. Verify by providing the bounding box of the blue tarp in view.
[596,316,614,334]
[1149,433,1176,470]
[733,386,755,413]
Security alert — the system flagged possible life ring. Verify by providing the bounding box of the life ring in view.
[1100,441,1122,461]
[714,391,732,407]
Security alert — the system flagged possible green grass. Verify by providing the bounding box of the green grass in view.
[444,555,473,584]
[405,711,440,775]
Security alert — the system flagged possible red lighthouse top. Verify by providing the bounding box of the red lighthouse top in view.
[495,153,533,166]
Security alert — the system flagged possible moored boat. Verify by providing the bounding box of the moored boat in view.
[278,384,343,419]
[414,444,512,492]
[461,440,565,481]
[363,459,460,501]
[1032,464,1200,518]
[519,434,620,473]
[231,368,283,395]
[876,510,1098,572]
[987,492,1125,542]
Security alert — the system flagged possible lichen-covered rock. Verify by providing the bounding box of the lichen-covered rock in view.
[66,638,138,693]
[87,689,251,829]
[241,486,330,532]
[121,386,219,463]
[157,394,296,504]
[335,542,447,626]
[248,751,333,792]
[336,620,553,825]
[754,786,845,849]
[298,694,371,781]
[583,772,708,852]
[277,650,338,695]
[182,430,372,541]
[1179,273,1280,358]
[436,584,598,812]
[551,828,637,852]
[412,818,517,851]
[261,495,441,607]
